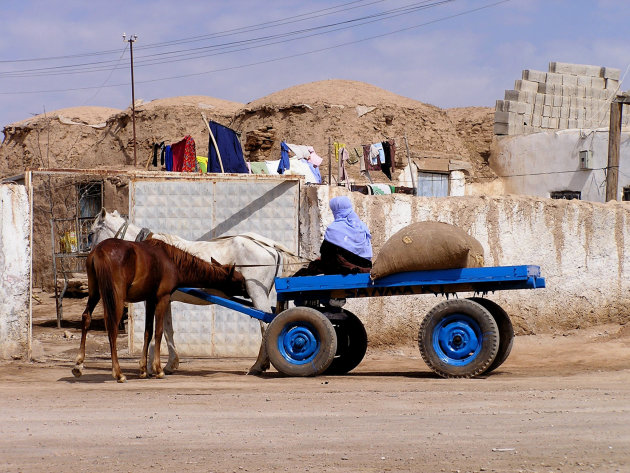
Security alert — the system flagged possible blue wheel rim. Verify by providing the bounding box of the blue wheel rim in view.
[277,322,320,365]
[432,313,483,366]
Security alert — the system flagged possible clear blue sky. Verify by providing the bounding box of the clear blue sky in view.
[0,0,628,131]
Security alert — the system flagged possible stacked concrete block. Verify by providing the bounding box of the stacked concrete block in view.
[495,62,629,135]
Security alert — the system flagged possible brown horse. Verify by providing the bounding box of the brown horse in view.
[72,238,247,382]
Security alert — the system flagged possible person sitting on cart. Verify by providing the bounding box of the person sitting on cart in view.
[295,195,372,276]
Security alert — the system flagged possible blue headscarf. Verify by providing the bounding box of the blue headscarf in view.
[324,196,372,260]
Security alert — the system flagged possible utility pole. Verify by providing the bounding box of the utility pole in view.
[123,33,138,167]
[606,92,629,201]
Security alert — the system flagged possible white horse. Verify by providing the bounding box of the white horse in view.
[85,208,307,375]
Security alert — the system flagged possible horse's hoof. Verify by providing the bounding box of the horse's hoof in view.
[164,361,179,374]
[117,375,127,383]
[71,367,82,378]
[156,371,165,379]
[247,367,263,376]
[139,371,147,379]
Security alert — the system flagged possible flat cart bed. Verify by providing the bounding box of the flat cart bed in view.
[178,265,545,378]
[274,265,544,301]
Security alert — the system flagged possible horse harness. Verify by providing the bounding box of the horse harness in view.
[113,218,152,242]
[113,219,309,270]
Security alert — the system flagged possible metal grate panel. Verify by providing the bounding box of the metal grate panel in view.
[129,177,299,357]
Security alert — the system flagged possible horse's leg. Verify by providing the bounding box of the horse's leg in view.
[139,300,155,379]
[246,287,274,375]
[248,321,270,375]
[104,295,126,383]
[72,284,100,378]
[163,303,180,374]
[147,303,178,374]
[151,296,170,379]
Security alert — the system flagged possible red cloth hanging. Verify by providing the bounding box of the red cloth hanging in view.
[170,135,197,172]
[171,138,185,172]
[182,135,196,172]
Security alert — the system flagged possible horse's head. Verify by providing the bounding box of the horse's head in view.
[212,257,247,297]
[227,264,248,297]
[88,209,139,249]
[88,208,117,249]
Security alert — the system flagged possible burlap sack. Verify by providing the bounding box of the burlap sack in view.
[370,221,484,279]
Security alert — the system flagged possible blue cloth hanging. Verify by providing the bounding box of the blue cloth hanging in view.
[208,122,249,173]
[164,145,173,171]
[278,141,291,174]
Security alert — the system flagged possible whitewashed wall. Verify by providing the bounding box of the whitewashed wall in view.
[301,186,630,344]
[0,184,31,359]
[491,129,630,202]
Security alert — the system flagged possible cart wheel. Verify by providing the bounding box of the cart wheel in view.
[469,297,514,375]
[418,299,499,378]
[264,307,337,377]
[323,310,368,375]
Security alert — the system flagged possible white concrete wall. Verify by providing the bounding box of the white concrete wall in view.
[300,186,629,345]
[0,184,31,359]
[491,129,630,202]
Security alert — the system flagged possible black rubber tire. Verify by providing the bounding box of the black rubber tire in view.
[469,297,514,374]
[264,307,337,377]
[322,310,368,375]
[418,299,499,379]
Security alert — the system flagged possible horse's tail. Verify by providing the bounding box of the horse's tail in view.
[92,247,119,325]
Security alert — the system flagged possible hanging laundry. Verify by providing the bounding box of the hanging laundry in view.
[333,142,346,162]
[196,156,208,173]
[363,144,381,171]
[264,159,281,175]
[338,146,349,183]
[265,157,319,183]
[289,158,319,183]
[286,143,310,160]
[370,142,385,165]
[208,121,248,173]
[170,135,196,172]
[306,160,322,183]
[152,141,165,167]
[278,142,291,174]
[381,140,392,180]
[388,139,396,171]
[307,146,323,167]
[164,145,173,171]
[171,138,186,172]
[249,162,270,175]
[182,135,196,172]
[369,184,392,195]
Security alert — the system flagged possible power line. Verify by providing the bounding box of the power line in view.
[79,44,128,106]
[0,0,451,78]
[0,0,508,95]
[0,0,383,65]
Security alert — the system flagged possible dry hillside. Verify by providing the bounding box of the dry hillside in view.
[1,80,495,184]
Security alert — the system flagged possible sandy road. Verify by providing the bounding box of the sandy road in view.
[1,317,629,473]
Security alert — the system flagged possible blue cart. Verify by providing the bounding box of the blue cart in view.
[178,265,545,379]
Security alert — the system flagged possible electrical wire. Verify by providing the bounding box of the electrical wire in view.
[131,0,510,88]
[0,0,453,78]
[0,0,497,94]
[79,44,129,106]
[0,0,381,64]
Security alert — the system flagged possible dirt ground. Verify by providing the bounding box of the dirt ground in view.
[1,292,629,473]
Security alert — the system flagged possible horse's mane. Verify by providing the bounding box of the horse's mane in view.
[146,239,228,281]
